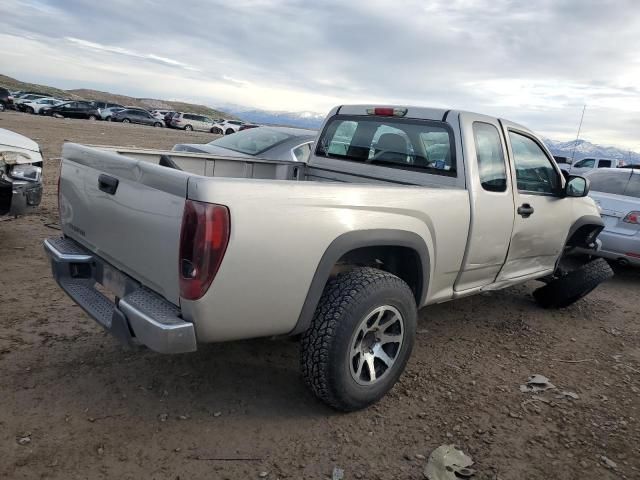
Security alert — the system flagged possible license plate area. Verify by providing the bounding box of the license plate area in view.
[100,262,129,299]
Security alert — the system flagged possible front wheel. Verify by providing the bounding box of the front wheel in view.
[225,128,235,135]
[26,106,34,114]
[533,257,613,308]
[154,122,162,127]
[88,114,97,120]
[122,118,130,123]
[184,124,193,131]
[301,267,417,411]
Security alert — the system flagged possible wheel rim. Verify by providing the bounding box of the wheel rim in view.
[348,305,404,386]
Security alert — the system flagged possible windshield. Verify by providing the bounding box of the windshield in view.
[209,128,290,155]
[316,115,455,176]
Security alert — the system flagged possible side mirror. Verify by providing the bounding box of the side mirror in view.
[565,175,589,197]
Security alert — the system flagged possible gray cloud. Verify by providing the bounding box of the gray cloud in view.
[1,0,640,149]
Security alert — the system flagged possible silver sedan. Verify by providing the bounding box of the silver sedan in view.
[172,125,317,162]
[584,168,640,266]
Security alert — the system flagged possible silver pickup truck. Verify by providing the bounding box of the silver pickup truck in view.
[45,105,612,411]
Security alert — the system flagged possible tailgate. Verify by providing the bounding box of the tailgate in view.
[59,143,190,305]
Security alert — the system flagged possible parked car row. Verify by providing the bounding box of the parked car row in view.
[2,87,257,135]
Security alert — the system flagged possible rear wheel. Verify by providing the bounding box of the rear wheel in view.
[225,128,235,135]
[533,257,613,308]
[88,114,97,120]
[301,267,417,411]
[122,118,130,123]
[26,106,34,114]
[211,127,222,134]
[154,122,162,127]
[184,124,193,131]
[105,116,112,121]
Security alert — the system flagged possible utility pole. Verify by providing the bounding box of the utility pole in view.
[571,105,586,164]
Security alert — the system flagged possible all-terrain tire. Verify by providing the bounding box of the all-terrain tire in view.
[533,258,613,308]
[301,267,417,411]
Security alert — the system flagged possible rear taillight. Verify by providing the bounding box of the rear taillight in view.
[179,200,230,300]
[366,107,408,117]
[623,211,639,224]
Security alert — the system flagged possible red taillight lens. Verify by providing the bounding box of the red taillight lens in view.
[366,107,408,117]
[179,200,230,300]
[623,211,639,224]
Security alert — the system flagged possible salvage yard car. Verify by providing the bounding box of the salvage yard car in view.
[583,167,640,266]
[44,105,612,411]
[0,128,43,218]
[172,125,316,162]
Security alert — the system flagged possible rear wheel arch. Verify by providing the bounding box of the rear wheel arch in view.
[290,229,430,336]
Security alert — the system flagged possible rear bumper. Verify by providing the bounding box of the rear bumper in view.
[44,237,197,353]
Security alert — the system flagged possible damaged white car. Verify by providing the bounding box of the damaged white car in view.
[0,128,43,218]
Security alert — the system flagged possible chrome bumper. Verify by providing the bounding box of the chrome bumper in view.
[44,237,197,354]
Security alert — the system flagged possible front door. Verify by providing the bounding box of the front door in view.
[496,121,572,280]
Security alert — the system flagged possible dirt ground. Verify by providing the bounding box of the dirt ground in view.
[0,112,639,480]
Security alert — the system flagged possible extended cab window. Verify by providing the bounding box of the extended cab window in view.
[598,160,612,168]
[575,158,595,169]
[317,116,455,176]
[508,131,560,194]
[473,122,507,192]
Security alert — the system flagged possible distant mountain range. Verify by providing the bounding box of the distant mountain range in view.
[543,138,640,164]
[221,106,325,129]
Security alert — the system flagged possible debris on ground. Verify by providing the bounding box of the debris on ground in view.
[332,466,345,480]
[520,374,556,393]
[16,435,31,446]
[601,455,617,469]
[556,390,579,400]
[423,445,475,480]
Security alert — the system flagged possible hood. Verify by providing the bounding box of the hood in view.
[172,143,252,158]
[0,128,40,153]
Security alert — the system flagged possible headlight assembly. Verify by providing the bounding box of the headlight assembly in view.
[10,164,42,182]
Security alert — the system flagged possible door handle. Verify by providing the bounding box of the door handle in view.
[98,174,119,195]
[517,203,534,218]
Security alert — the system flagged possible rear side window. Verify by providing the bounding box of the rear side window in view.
[598,160,612,168]
[624,174,640,198]
[316,116,456,176]
[508,131,560,194]
[473,122,507,192]
[588,171,631,195]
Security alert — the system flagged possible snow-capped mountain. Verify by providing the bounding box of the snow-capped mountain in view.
[542,138,640,164]
[219,106,324,129]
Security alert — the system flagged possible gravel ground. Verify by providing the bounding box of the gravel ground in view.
[1,112,639,480]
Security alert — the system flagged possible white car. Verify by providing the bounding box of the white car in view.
[22,97,63,114]
[213,119,244,135]
[570,158,625,175]
[151,110,172,121]
[100,106,125,121]
[0,128,43,217]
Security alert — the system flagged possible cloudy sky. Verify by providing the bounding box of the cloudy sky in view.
[2,0,640,149]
